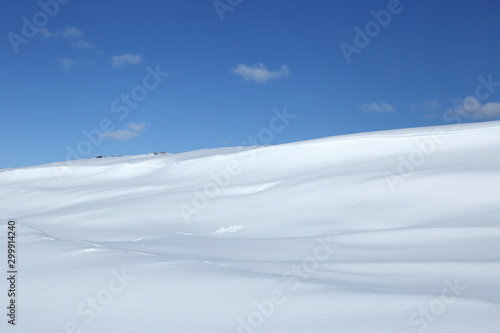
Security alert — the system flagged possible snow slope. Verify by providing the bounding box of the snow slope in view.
[1,121,500,332]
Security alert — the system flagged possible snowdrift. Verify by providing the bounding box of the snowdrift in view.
[1,121,500,332]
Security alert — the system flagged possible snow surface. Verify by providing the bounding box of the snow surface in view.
[1,121,500,332]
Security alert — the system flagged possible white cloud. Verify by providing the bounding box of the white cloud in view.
[62,26,83,38]
[112,54,143,67]
[40,26,97,51]
[452,96,500,120]
[55,58,93,71]
[72,39,94,50]
[360,102,396,113]
[410,100,441,111]
[231,63,291,83]
[101,122,146,141]
[478,102,500,119]
[56,57,79,71]
[40,26,82,38]
[126,122,146,132]
[39,28,54,38]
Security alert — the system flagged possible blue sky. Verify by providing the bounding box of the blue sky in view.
[2,0,500,167]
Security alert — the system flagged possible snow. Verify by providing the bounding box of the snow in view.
[1,121,500,332]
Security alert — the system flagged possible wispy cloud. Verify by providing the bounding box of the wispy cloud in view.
[40,26,82,38]
[40,26,97,51]
[112,53,143,67]
[359,102,396,113]
[101,122,146,141]
[55,58,93,71]
[231,63,291,83]
[451,96,500,120]
[72,39,94,49]
[39,28,53,38]
[56,57,80,71]
[410,100,441,111]
[62,26,83,38]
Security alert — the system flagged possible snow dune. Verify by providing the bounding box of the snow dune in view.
[1,121,500,332]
